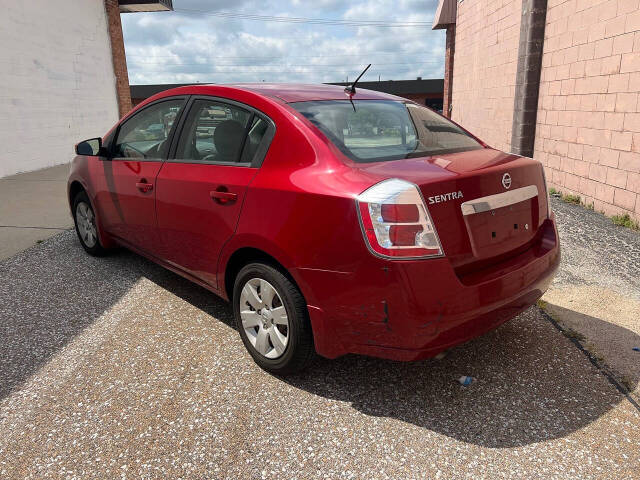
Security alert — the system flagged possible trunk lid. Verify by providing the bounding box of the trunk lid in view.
[354,148,549,269]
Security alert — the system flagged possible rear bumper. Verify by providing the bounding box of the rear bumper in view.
[292,218,560,361]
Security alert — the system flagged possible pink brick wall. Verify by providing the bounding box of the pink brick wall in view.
[535,0,640,219]
[451,0,523,152]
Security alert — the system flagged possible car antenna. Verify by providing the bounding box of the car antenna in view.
[344,64,371,95]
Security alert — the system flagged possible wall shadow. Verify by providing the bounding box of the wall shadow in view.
[0,232,142,400]
[0,230,236,402]
[542,302,640,395]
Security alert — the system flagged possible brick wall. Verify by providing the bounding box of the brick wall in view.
[535,0,640,219]
[0,0,120,177]
[443,25,455,117]
[104,0,132,117]
[450,0,523,152]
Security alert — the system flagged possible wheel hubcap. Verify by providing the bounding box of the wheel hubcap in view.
[240,278,289,359]
[76,202,97,248]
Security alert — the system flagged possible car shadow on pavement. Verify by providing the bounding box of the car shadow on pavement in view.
[146,264,640,449]
[280,308,640,449]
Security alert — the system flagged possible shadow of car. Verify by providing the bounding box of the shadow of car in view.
[144,257,640,448]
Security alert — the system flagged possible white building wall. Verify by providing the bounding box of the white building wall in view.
[0,0,120,178]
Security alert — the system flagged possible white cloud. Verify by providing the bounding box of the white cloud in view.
[121,0,444,85]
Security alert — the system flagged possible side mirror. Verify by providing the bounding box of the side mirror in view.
[75,137,104,156]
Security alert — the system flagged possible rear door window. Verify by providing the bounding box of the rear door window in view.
[239,116,270,164]
[174,99,275,166]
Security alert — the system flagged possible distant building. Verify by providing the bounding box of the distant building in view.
[131,83,199,107]
[433,0,640,221]
[130,78,445,111]
[0,0,173,178]
[330,79,444,112]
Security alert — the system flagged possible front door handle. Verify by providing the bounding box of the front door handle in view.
[136,179,153,193]
[210,188,238,205]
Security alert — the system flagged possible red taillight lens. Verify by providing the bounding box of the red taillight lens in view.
[380,204,419,223]
[356,179,443,259]
[389,224,423,246]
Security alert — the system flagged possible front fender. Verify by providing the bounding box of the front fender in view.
[68,157,116,249]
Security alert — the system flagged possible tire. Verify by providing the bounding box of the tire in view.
[233,263,314,375]
[72,190,109,256]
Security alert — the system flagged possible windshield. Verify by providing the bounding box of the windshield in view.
[291,100,482,163]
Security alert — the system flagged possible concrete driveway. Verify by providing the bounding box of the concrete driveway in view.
[0,164,73,261]
[0,199,639,478]
[541,197,640,404]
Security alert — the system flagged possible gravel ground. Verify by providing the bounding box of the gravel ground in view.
[549,197,640,299]
[1,225,639,478]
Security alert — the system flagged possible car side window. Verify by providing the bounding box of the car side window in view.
[239,116,271,164]
[113,99,184,159]
[175,100,258,164]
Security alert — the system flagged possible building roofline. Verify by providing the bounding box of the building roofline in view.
[432,0,457,29]
[119,0,173,12]
[329,79,444,95]
[130,79,444,100]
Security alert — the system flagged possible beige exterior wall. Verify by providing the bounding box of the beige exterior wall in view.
[450,0,523,152]
[0,0,120,178]
[535,0,640,219]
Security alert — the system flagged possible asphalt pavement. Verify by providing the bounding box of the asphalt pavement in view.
[0,201,639,479]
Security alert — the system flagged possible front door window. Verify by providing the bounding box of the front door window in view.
[114,100,184,159]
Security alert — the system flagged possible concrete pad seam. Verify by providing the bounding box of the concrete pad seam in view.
[540,306,640,412]
[0,225,69,230]
[0,179,67,182]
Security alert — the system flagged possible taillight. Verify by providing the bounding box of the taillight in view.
[356,178,443,259]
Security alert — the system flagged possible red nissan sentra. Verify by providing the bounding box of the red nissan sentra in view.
[68,83,560,374]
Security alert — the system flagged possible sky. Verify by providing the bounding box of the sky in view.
[121,0,445,86]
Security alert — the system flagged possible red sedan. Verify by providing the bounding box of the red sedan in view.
[68,83,560,374]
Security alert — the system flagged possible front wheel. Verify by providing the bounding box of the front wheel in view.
[72,191,109,256]
[233,263,314,375]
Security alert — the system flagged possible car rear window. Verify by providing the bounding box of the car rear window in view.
[291,100,482,163]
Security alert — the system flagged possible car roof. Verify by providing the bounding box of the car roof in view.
[169,83,405,103]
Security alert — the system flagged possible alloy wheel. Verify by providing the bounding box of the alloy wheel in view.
[76,202,97,248]
[239,278,290,359]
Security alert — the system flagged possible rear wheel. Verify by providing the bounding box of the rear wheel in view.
[72,191,108,256]
[233,263,314,374]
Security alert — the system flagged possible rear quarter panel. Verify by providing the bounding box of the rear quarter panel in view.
[216,109,375,302]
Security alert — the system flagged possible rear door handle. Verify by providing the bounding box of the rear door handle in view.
[136,180,153,193]
[210,189,238,205]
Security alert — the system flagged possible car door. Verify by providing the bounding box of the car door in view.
[155,96,275,289]
[95,97,187,255]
